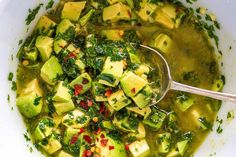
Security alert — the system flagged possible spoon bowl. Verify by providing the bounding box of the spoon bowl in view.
[137,44,236,104]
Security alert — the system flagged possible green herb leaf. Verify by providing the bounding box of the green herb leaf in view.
[25,3,43,25]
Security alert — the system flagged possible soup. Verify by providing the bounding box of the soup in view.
[16,0,223,157]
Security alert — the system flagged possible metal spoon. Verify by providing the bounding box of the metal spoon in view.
[138,44,236,104]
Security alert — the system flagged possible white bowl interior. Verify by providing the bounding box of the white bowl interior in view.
[0,0,236,156]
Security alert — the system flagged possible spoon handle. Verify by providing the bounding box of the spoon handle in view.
[170,81,236,103]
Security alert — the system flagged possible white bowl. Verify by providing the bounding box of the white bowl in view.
[0,0,235,156]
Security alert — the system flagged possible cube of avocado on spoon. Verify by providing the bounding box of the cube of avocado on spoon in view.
[40,56,63,85]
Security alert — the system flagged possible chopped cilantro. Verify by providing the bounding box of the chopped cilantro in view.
[46,0,54,10]
[8,72,14,81]
[11,81,17,91]
[34,97,42,106]
[25,3,43,25]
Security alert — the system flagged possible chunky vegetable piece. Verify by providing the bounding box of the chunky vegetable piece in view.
[16,0,222,156]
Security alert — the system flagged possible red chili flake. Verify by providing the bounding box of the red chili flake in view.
[100,133,105,139]
[105,89,112,97]
[96,138,99,142]
[83,135,92,144]
[94,127,102,135]
[176,7,181,13]
[79,128,85,134]
[100,139,109,147]
[125,144,130,151]
[109,145,115,150]
[131,88,136,94]
[70,134,79,145]
[74,84,83,96]
[87,100,93,107]
[80,100,89,110]
[82,78,89,84]
[99,103,106,114]
[103,109,110,118]
[64,52,77,62]
[82,150,93,157]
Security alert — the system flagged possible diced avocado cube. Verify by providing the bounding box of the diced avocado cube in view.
[92,82,107,102]
[167,112,179,132]
[69,73,92,94]
[108,90,131,111]
[40,56,63,85]
[98,57,124,87]
[177,140,189,156]
[211,78,224,92]
[35,36,54,61]
[54,39,68,54]
[79,9,95,26]
[61,1,86,21]
[154,5,175,29]
[135,65,150,76]
[126,106,152,118]
[57,150,73,157]
[120,71,148,97]
[34,118,54,141]
[16,91,43,118]
[127,46,141,64]
[156,133,171,153]
[132,85,153,108]
[136,2,158,21]
[34,16,56,36]
[176,94,195,112]
[149,33,174,54]
[95,131,126,157]
[56,19,75,35]
[53,100,75,116]
[39,134,62,155]
[143,109,166,130]
[107,0,119,5]
[101,29,124,41]
[22,79,43,96]
[128,122,146,140]
[53,81,71,102]
[62,109,90,129]
[103,2,131,22]
[129,139,150,157]
[101,121,115,130]
[24,48,38,62]
[75,59,86,71]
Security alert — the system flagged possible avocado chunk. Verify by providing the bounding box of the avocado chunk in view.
[79,9,95,26]
[39,134,62,155]
[113,109,139,132]
[40,56,63,85]
[62,109,90,129]
[120,71,148,97]
[135,65,150,76]
[176,94,195,112]
[149,33,174,54]
[34,118,54,141]
[103,2,131,22]
[143,109,166,130]
[57,150,73,157]
[54,39,68,54]
[98,57,124,87]
[53,81,71,102]
[35,36,54,61]
[34,16,56,36]
[22,79,43,96]
[53,100,75,116]
[126,46,141,64]
[56,19,75,35]
[63,127,82,144]
[136,2,158,21]
[129,139,150,157]
[177,140,189,156]
[61,1,86,21]
[126,106,151,118]
[132,85,153,108]
[156,132,171,153]
[101,120,115,130]
[128,122,146,140]
[101,29,124,41]
[92,82,107,102]
[95,131,126,157]
[108,90,131,111]
[69,73,92,94]
[23,47,38,62]
[17,92,43,118]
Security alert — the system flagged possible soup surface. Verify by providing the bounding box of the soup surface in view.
[16,0,224,157]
